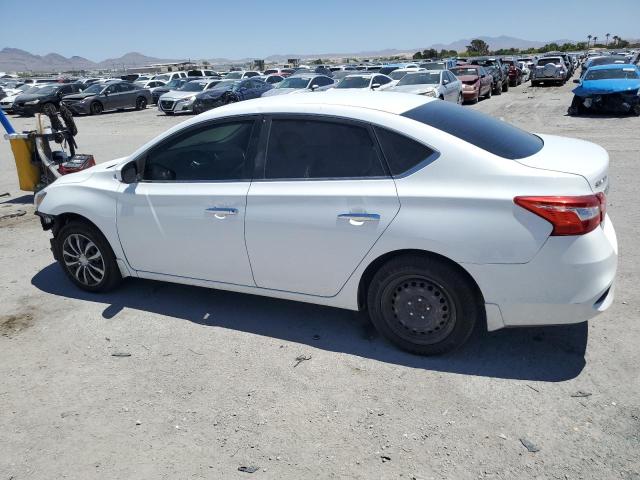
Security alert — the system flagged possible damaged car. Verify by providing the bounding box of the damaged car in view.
[568,64,640,116]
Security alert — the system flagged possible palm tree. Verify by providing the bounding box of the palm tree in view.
[593,36,598,47]
[587,34,592,47]
[613,35,619,46]
[605,33,610,46]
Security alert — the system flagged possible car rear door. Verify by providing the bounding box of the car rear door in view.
[244,115,400,297]
[117,118,260,284]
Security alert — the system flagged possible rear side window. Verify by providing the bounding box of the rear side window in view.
[265,119,385,179]
[402,101,543,159]
[374,127,435,176]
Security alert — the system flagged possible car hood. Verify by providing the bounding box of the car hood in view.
[63,92,98,100]
[391,85,437,94]
[573,78,640,96]
[15,93,45,102]
[456,75,480,83]
[160,91,200,100]
[262,88,303,96]
[50,157,124,185]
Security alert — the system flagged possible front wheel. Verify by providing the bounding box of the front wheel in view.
[366,255,480,355]
[135,97,147,110]
[502,81,509,92]
[54,221,121,292]
[90,102,103,115]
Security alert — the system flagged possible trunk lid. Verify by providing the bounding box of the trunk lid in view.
[517,134,609,193]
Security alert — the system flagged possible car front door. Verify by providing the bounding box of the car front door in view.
[102,84,119,110]
[117,118,259,284]
[245,116,400,297]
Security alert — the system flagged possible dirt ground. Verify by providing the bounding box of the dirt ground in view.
[0,80,638,480]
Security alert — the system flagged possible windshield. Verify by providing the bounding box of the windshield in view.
[473,60,496,67]
[336,77,370,88]
[264,69,278,75]
[34,85,59,95]
[225,72,243,79]
[590,56,629,66]
[397,72,440,86]
[451,67,479,76]
[277,77,310,89]
[154,75,170,82]
[420,62,445,70]
[166,79,182,88]
[83,83,106,94]
[209,80,237,90]
[390,70,409,80]
[585,68,639,80]
[179,82,207,92]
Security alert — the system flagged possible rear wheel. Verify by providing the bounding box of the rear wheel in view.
[485,86,492,99]
[502,80,509,92]
[366,255,480,355]
[90,102,103,115]
[54,221,121,292]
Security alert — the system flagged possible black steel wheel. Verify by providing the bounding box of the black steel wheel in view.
[367,255,480,355]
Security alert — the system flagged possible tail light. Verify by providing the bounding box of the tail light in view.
[514,194,606,236]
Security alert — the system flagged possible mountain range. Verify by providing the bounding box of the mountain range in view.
[0,36,585,72]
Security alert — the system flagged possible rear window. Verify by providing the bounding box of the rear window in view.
[402,101,543,159]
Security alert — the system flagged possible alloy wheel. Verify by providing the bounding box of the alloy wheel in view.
[62,233,105,286]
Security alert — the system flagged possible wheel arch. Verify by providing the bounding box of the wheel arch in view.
[356,249,485,313]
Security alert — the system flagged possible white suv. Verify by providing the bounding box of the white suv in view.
[35,91,617,355]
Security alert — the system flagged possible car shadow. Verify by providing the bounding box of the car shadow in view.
[1,194,33,205]
[32,263,587,382]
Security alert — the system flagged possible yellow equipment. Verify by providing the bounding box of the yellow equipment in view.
[7,134,40,192]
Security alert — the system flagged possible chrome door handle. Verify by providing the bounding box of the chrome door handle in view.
[206,207,238,218]
[338,213,380,222]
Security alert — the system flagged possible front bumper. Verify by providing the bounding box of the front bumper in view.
[462,87,479,99]
[572,92,640,114]
[465,216,618,329]
[158,98,195,113]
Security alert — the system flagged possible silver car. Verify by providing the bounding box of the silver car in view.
[389,70,463,103]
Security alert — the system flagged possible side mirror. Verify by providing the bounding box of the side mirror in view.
[117,162,138,184]
[443,79,449,85]
[481,74,486,78]
[310,84,319,91]
[371,83,381,89]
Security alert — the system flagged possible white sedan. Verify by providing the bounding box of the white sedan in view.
[389,70,463,103]
[34,91,617,355]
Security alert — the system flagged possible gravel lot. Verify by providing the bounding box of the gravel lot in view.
[1,81,638,480]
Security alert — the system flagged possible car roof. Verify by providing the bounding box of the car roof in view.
[200,90,433,117]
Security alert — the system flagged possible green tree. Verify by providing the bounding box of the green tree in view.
[466,39,489,56]
[413,51,423,60]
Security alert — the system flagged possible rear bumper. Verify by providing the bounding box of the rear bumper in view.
[466,216,618,329]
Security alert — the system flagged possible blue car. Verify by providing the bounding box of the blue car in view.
[569,64,640,115]
[192,78,272,114]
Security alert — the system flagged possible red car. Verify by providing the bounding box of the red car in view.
[450,65,493,103]
[501,58,523,86]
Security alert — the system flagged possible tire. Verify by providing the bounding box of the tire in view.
[531,80,538,87]
[192,102,204,115]
[40,102,56,114]
[502,80,509,92]
[366,255,480,355]
[493,83,502,95]
[54,221,122,293]
[165,111,174,116]
[457,93,463,105]
[135,97,147,110]
[90,102,103,115]
[485,86,492,99]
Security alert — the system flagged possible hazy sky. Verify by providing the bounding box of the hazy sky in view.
[4,0,639,60]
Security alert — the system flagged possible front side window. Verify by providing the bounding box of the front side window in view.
[143,121,255,181]
[265,119,385,180]
[336,76,370,89]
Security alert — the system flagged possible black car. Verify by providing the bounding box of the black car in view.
[13,83,84,115]
[192,78,272,114]
[469,57,509,94]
